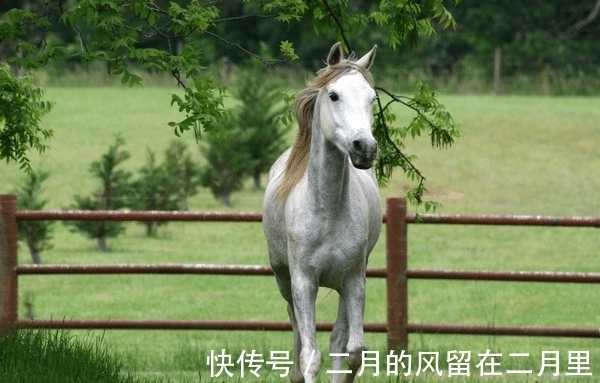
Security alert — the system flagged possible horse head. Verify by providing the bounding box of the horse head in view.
[318,42,378,170]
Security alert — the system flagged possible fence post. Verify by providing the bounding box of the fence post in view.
[0,195,18,332]
[386,197,408,351]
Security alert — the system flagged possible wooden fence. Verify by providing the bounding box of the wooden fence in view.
[1,194,599,351]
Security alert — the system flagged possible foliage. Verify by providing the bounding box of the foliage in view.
[200,116,253,206]
[129,149,179,237]
[57,0,229,139]
[0,0,466,208]
[391,0,600,94]
[2,0,599,197]
[130,141,202,235]
[0,64,53,173]
[199,62,292,204]
[232,62,293,189]
[65,135,131,251]
[14,169,53,264]
[252,0,462,210]
[162,140,202,211]
[374,82,460,211]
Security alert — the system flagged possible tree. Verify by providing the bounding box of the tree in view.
[15,170,53,264]
[200,117,253,206]
[233,61,292,190]
[199,62,292,203]
[65,135,131,251]
[431,0,600,94]
[130,149,179,236]
[1,0,461,209]
[129,141,202,236]
[162,140,202,211]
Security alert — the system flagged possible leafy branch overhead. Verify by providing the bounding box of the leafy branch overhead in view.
[374,83,460,210]
[0,64,53,174]
[1,0,460,209]
[279,0,461,210]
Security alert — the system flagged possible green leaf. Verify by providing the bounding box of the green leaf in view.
[279,40,299,60]
[0,64,54,174]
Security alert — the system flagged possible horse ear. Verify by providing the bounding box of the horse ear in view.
[327,42,344,66]
[355,45,377,69]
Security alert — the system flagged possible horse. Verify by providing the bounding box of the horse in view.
[262,42,382,383]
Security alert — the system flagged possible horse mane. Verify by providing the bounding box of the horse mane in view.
[275,59,374,200]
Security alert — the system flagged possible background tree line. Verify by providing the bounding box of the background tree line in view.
[1,0,598,94]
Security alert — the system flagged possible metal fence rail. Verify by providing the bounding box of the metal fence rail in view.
[14,263,387,277]
[1,194,599,351]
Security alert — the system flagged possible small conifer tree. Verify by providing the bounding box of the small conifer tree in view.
[162,140,202,211]
[65,135,131,251]
[233,62,292,190]
[130,149,178,236]
[15,170,53,264]
[200,117,252,206]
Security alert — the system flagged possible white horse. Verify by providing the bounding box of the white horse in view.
[263,42,382,383]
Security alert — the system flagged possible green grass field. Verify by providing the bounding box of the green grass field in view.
[1,87,599,382]
[0,329,156,383]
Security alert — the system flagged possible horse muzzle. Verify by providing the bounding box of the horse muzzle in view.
[349,138,378,169]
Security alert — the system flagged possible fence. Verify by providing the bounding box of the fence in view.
[1,194,599,351]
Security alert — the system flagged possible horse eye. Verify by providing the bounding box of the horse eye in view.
[329,92,339,102]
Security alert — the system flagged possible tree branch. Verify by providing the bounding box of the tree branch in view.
[214,13,275,23]
[560,0,600,39]
[375,86,456,148]
[58,0,89,54]
[319,0,352,53]
[202,30,287,65]
[373,90,427,190]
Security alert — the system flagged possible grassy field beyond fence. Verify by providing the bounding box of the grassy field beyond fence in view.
[1,87,599,382]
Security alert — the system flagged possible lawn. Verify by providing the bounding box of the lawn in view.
[1,87,599,382]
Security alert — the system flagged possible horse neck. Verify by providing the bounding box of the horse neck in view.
[306,103,350,214]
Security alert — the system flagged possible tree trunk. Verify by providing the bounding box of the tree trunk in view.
[180,195,189,211]
[97,236,107,252]
[220,192,231,206]
[253,170,262,190]
[28,244,42,264]
[23,294,35,320]
[494,46,502,95]
[145,222,155,237]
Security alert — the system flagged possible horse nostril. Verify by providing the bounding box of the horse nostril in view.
[353,140,364,151]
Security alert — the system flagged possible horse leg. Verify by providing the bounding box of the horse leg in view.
[341,275,367,383]
[291,272,321,383]
[287,303,304,383]
[273,268,304,383]
[329,295,349,383]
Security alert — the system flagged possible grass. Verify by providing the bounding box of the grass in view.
[0,329,162,383]
[0,86,599,382]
